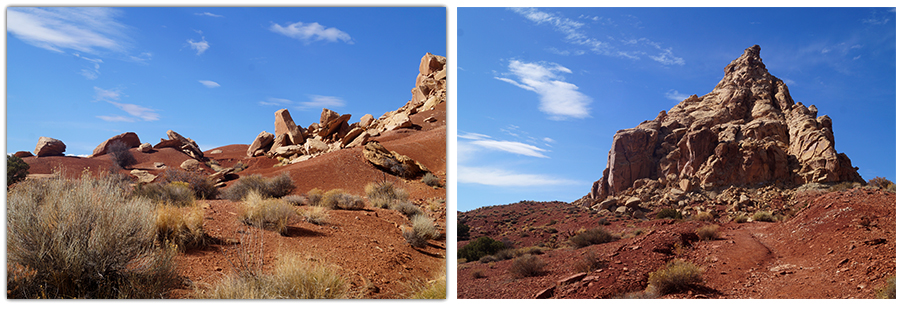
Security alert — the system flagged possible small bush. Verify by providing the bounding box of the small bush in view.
[298,206,329,225]
[656,208,682,219]
[156,203,206,250]
[509,254,546,278]
[693,211,714,222]
[516,246,545,256]
[7,154,30,186]
[365,181,408,209]
[734,214,749,223]
[752,211,776,222]
[458,221,471,240]
[422,172,441,187]
[160,169,218,199]
[239,191,297,235]
[696,225,719,241]
[458,236,507,262]
[492,248,516,261]
[647,259,703,295]
[598,217,610,226]
[109,140,137,169]
[222,173,296,201]
[570,227,616,248]
[406,271,446,299]
[394,200,424,219]
[573,251,607,273]
[471,269,486,279]
[403,214,438,247]
[306,188,324,206]
[868,177,896,193]
[132,182,196,206]
[320,189,366,210]
[282,195,306,206]
[830,181,861,192]
[199,254,348,298]
[876,276,896,299]
[478,255,499,263]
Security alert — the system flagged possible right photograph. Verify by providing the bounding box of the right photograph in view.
[457,7,896,299]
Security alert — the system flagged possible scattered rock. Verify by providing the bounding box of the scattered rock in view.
[13,151,33,158]
[274,109,306,145]
[534,286,555,299]
[138,142,153,153]
[130,170,156,184]
[557,272,587,286]
[209,149,222,154]
[92,132,141,157]
[625,197,642,208]
[247,131,274,157]
[181,159,200,171]
[34,137,66,157]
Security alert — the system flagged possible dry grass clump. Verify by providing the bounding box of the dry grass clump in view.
[647,259,703,295]
[405,270,446,299]
[868,176,896,193]
[306,188,324,206]
[394,201,424,219]
[132,182,196,206]
[222,172,296,201]
[876,276,896,299]
[471,269,487,279]
[320,189,366,210]
[365,181,409,209]
[570,227,617,248]
[160,169,219,199]
[752,210,777,222]
[298,206,329,225]
[156,203,206,250]
[573,251,607,273]
[733,213,749,223]
[656,208,682,219]
[696,225,719,241]
[282,195,307,206]
[403,214,439,247]
[199,255,348,299]
[239,190,298,235]
[829,181,861,192]
[509,254,546,278]
[693,211,714,222]
[422,172,441,187]
[6,174,178,298]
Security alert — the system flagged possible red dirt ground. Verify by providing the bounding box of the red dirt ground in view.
[18,122,446,298]
[457,188,895,299]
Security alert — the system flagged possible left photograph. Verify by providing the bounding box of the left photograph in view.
[6,7,447,299]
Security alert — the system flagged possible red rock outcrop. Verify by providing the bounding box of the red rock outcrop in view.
[589,45,863,203]
[91,132,141,157]
[34,137,66,157]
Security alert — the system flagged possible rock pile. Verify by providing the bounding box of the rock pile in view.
[582,45,864,213]
[154,130,204,160]
[246,53,446,165]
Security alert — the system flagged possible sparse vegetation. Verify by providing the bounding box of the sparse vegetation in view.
[471,269,486,279]
[403,214,438,247]
[160,169,219,199]
[656,208,683,219]
[298,206,329,225]
[156,203,206,250]
[458,221,471,240]
[696,225,719,241]
[306,188,324,206]
[646,259,704,295]
[6,173,178,298]
[733,213,749,223]
[7,154,30,186]
[693,211,714,222]
[830,181,861,192]
[394,200,424,219]
[222,172,296,201]
[876,276,896,299]
[573,251,607,273]
[752,210,777,222]
[282,195,306,206]
[132,182,196,206]
[239,190,297,235]
[459,236,507,262]
[109,140,137,169]
[570,227,617,248]
[422,172,441,187]
[198,254,349,298]
[868,176,896,193]
[405,270,446,299]
[509,254,545,278]
[365,181,408,209]
[320,189,366,210]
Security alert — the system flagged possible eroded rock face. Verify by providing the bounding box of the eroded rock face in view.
[362,141,430,178]
[275,109,306,145]
[589,45,863,203]
[92,132,141,157]
[247,131,275,157]
[34,137,66,157]
[155,130,204,160]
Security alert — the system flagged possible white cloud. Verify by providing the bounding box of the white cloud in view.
[187,37,209,55]
[458,166,576,187]
[496,60,592,120]
[110,102,159,121]
[664,89,689,102]
[459,132,550,158]
[543,137,556,144]
[93,86,122,101]
[458,132,493,140]
[198,80,220,88]
[195,12,223,18]
[269,21,353,44]
[75,54,103,79]
[783,79,796,86]
[299,95,346,108]
[7,7,129,54]
[96,115,134,122]
[93,87,158,121]
[649,48,685,66]
[259,97,293,106]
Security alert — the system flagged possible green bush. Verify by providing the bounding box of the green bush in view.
[752,211,777,222]
[365,181,408,209]
[696,225,719,241]
[222,173,296,201]
[132,182,196,206]
[459,236,507,262]
[647,259,703,295]
[656,208,682,219]
[509,254,545,278]
[160,169,218,199]
[6,173,178,298]
[458,221,471,240]
[570,227,616,248]
[7,154,30,186]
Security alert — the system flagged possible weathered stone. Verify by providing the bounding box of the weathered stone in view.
[13,151,33,158]
[625,197,642,208]
[424,116,437,123]
[319,113,352,139]
[557,273,587,286]
[180,159,200,171]
[320,108,340,126]
[383,113,413,131]
[138,142,153,153]
[92,132,141,157]
[208,167,235,184]
[362,141,430,178]
[598,198,617,211]
[34,137,66,157]
[130,170,156,184]
[346,131,370,149]
[534,286,555,299]
[156,130,203,160]
[273,145,304,157]
[247,131,275,157]
[360,114,375,128]
[305,138,329,155]
[275,109,305,145]
[615,206,629,214]
[341,127,365,146]
[209,149,222,154]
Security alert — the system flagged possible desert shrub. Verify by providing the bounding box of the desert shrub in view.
[830,181,861,192]
[656,208,682,219]
[876,276,896,299]
[160,169,218,199]
[298,206,329,225]
[132,182,196,206]
[573,251,607,273]
[239,190,298,235]
[647,259,703,295]
[381,157,410,178]
[458,221,471,240]
[306,188,324,206]
[516,246,545,256]
[109,140,137,169]
[598,217,610,226]
[6,174,178,298]
[422,172,441,187]
[394,200,424,219]
[222,173,296,201]
[403,214,438,247]
[570,227,616,248]
[7,154,30,186]
[696,225,719,241]
[471,269,486,279]
[693,211,714,222]
[156,203,206,250]
[199,254,348,298]
[320,189,366,210]
[733,213,749,223]
[868,177,896,193]
[459,236,507,262]
[406,270,446,299]
[752,210,777,222]
[509,254,546,278]
[365,181,409,209]
[492,248,517,261]
[282,195,306,206]
[232,161,247,173]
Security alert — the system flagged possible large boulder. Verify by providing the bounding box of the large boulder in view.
[34,137,66,157]
[275,109,306,145]
[130,170,157,184]
[362,141,429,178]
[247,131,275,157]
[92,132,141,157]
[138,142,153,153]
[155,130,203,160]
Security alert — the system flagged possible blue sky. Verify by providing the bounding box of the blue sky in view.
[457,7,896,211]
[5,7,445,155]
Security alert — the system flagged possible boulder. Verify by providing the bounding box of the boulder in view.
[624,197,642,208]
[180,159,200,171]
[360,114,375,128]
[138,142,153,153]
[362,141,429,178]
[274,109,305,145]
[341,127,365,146]
[92,132,141,157]
[273,145,304,157]
[13,151,33,158]
[598,197,617,211]
[155,130,203,160]
[247,131,275,157]
[383,113,413,131]
[130,170,156,184]
[319,113,352,139]
[320,108,340,126]
[34,137,66,157]
[305,138,329,155]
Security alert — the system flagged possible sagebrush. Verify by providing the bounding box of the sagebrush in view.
[509,254,545,278]
[198,254,348,298]
[647,259,703,295]
[7,154,29,186]
[570,227,616,248]
[365,181,408,209]
[239,190,298,235]
[222,173,295,201]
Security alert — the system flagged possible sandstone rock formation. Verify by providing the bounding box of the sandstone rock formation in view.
[247,131,275,157]
[362,141,430,178]
[92,132,141,157]
[588,45,863,205]
[138,142,153,153]
[181,159,200,171]
[34,137,66,157]
[155,130,203,160]
[130,169,157,184]
[13,151,33,158]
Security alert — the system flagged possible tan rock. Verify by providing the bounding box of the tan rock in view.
[247,131,275,157]
[92,132,141,157]
[319,113,352,139]
[274,109,305,145]
[341,127,365,146]
[304,138,329,155]
[131,170,156,184]
[360,114,374,128]
[362,141,429,178]
[180,159,200,171]
[138,142,153,153]
[34,137,66,157]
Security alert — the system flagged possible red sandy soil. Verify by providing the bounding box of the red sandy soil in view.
[457,188,895,299]
[18,123,446,298]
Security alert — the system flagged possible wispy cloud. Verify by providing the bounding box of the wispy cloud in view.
[258,95,346,109]
[543,137,556,144]
[269,21,353,44]
[110,102,159,121]
[187,37,209,55]
[458,166,577,187]
[75,54,103,80]
[93,86,122,101]
[7,7,129,54]
[93,87,158,122]
[259,97,293,106]
[199,80,220,88]
[495,60,591,120]
[459,132,550,158]
[195,12,223,18]
[96,115,134,122]
[664,89,689,102]
[509,7,684,66]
